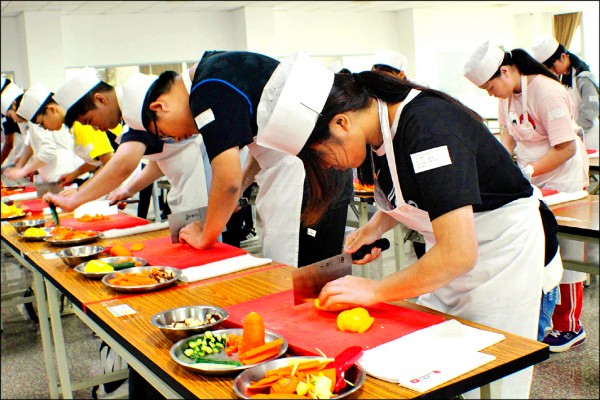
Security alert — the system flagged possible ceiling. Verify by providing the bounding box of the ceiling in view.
[1,0,595,17]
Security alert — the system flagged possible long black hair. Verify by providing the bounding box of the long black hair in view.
[489,49,560,83]
[297,71,482,226]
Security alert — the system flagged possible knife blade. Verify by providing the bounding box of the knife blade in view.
[292,253,352,305]
[167,207,207,243]
[34,182,62,196]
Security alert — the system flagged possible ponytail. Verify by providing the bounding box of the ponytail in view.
[490,49,560,83]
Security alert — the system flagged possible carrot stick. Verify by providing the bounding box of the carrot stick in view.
[243,338,284,359]
[241,347,280,365]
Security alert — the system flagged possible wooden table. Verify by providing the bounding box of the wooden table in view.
[549,195,599,275]
[1,222,549,399]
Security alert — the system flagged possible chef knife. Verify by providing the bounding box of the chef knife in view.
[167,207,207,244]
[292,253,352,305]
[34,182,62,196]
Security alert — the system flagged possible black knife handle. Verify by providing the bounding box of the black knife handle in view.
[351,238,390,260]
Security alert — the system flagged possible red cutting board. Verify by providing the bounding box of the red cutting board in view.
[59,214,149,231]
[223,289,446,357]
[20,198,48,214]
[1,186,37,197]
[540,188,559,197]
[125,236,247,270]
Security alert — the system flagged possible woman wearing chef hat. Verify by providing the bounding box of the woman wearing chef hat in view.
[15,82,116,190]
[2,81,84,184]
[372,49,409,80]
[256,53,552,398]
[532,35,599,152]
[140,50,352,267]
[464,41,591,353]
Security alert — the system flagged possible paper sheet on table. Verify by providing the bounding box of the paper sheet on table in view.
[588,150,598,159]
[101,221,169,238]
[179,254,272,283]
[3,191,39,201]
[74,200,118,218]
[359,319,504,392]
[540,190,589,206]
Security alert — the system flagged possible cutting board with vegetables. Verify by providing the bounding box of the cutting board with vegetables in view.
[59,213,150,231]
[223,289,446,357]
[124,236,247,269]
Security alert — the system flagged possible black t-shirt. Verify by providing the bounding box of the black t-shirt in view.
[189,51,279,161]
[118,127,164,155]
[373,92,532,222]
[2,117,20,135]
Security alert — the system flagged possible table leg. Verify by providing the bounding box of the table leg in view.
[33,271,60,398]
[1,242,59,398]
[480,380,502,399]
[45,281,73,399]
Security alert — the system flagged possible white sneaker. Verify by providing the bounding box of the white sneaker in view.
[240,230,259,245]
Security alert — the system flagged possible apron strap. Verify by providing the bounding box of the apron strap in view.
[377,89,420,206]
[521,75,528,123]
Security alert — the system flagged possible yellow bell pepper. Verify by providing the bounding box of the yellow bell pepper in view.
[336,307,374,333]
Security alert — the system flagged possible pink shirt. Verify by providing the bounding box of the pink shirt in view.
[499,75,580,146]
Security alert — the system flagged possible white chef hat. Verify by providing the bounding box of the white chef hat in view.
[256,52,334,156]
[328,61,344,73]
[16,82,53,121]
[53,67,100,111]
[1,81,24,115]
[463,41,505,86]
[531,35,560,64]
[116,72,158,131]
[373,49,408,72]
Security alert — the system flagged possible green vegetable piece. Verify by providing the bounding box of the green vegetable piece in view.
[191,357,243,366]
[109,261,136,270]
[184,349,194,357]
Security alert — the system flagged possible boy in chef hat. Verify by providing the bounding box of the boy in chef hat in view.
[16,82,115,189]
[3,82,84,184]
[372,49,408,80]
[44,68,167,215]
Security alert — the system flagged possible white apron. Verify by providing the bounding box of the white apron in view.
[376,92,544,399]
[248,140,304,267]
[143,136,208,214]
[505,76,589,193]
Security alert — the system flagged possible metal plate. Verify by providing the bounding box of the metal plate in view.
[354,190,374,196]
[233,356,366,399]
[102,266,181,293]
[17,227,54,242]
[43,231,102,246]
[74,262,113,280]
[170,328,288,376]
[97,256,148,268]
[1,212,27,221]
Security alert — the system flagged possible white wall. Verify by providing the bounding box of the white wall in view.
[1,1,598,115]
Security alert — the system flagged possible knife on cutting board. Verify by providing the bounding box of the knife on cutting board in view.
[292,253,353,305]
[34,182,62,196]
[167,207,207,243]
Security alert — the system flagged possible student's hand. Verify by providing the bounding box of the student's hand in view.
[58,172,78,187]
[344,226,383,265]
[3,167,25,180]
[318,275,380,309]
[59,188,78,197]
[43,192,78,212]
[108,187,132,205]
[179,221,206,249]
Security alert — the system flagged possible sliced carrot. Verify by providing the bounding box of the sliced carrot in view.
[243,338,284,359]
[248,375,282,389]
[242,348,280,365]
